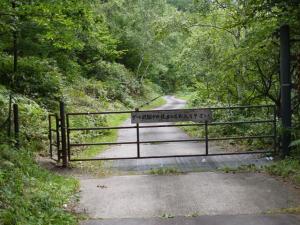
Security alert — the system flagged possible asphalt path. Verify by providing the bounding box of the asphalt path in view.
[97,96,270,172]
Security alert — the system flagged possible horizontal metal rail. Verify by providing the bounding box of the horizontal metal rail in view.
[69,135,274,147]
[208,135,274,141]
[66,105,275,116]
[69,150,274,161]
[68,126,137,131]
[68,119,275,131]
[70,139,203,146]
[138,104,275,112]
[70,141,138,146]
[67,111,132,116]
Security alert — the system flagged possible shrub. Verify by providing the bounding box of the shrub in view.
[0,54,62,104]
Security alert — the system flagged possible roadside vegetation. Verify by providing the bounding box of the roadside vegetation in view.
[148,167,180,175]
[265,158,300,186]
[0,145,79,225]
[0,0,300,224]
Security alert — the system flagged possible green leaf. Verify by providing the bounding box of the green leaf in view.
[289,139,300,148]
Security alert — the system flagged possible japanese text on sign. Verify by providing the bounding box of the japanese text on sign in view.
[131,109,212,123]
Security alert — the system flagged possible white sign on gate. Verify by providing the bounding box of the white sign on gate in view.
[131,109,212,123]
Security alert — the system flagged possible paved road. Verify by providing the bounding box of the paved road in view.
[79,172,300,219]
[97,96,270,172]
[82,214,300,225]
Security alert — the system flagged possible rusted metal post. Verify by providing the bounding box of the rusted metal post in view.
[280,25,291,157]
[135,108,140,158]
[13,104,19,148]
[60,101,68,167]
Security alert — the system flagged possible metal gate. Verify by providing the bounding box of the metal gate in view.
[49,102,277,167]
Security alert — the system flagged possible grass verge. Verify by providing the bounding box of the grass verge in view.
[140,96,166,110]
[264,158,300,185]
[175,91,193,101]
[218,159,300,187]
[267,207,300,214]
[0,144,79,225]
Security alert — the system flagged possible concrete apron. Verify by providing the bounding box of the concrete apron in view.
[81,214,300,225]
[78,172,300,219]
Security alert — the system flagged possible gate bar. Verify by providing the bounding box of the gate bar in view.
[69,150,274,161]
[205,121,208,156]
[136,108,140,158]
[69,135,274,147]
[66,104,275,116]
[67,119,275,131]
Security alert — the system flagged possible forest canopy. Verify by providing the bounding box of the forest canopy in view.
[1,0,299,106]
[0,0,299,141]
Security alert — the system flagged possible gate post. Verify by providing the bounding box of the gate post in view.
[280,25,291,157]
[60,101,68,167]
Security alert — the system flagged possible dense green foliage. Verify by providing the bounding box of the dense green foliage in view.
[172,0,300,152]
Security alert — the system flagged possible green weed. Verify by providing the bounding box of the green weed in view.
[220,164,262,173]
[161,213,174,218]
[186,212,199,217]
[0,144,79,225]
[148,167,180,175]
[267,207,300,214]
[264,158,300,185]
